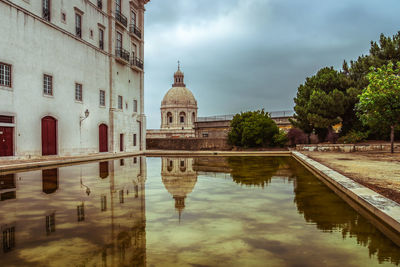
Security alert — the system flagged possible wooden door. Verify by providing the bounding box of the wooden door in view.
[42,116,57,156]
[99,124,108,152]
[120,134,124,152]
[0,127,13,157]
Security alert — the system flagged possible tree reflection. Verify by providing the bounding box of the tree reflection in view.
[289,159,400,265]
[227,157,289,187]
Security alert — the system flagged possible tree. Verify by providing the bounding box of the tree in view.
[292,67,350,142]
[357,62,400,153]
[228,110,279,147]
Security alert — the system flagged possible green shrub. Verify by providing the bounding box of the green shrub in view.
[337,130,369,144]
[273,130,288,147]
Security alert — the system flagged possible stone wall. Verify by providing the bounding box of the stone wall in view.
[296,143,400,152]
[146,138,232,150]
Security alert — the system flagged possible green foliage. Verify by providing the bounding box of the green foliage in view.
[273,130,288,147]
[293,31,400,141]
[357,62,400,128]
[228,110,280,147]
[356,62,400,152]
[292,67,350,141]
[337,130,369,144]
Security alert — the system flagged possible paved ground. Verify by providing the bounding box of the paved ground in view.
[303,151,400,204]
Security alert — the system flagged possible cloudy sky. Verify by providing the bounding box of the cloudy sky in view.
[143,0,400,129]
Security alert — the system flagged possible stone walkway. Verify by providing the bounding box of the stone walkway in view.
[302,151,400,204]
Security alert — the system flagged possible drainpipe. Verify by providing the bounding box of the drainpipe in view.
[108,0,115,153]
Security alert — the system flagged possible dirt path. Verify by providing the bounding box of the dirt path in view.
[302,151,400,204]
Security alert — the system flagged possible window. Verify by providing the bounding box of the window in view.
[202,133,209,138]
[180,112,186,123]
[118,95,123,109]
[75,83,82,101]
[131,10,136,26]
[180,116,184,123]
[46,213,56,235]
[97,0,103,9]
[90,29,93,39]
[133,157,137,164]
[75,13,82,37]
[77,203,84,222]
[120,159,124,166]
[99,90,105,106]
[116,31,122,51]
[61,11,66,23]
[116,0,121,13]
[119,190,124,203]
[42,0,51,21]
[2,226,15,253]
[43,74,53,95]
[133,99,137,112]
[99,28,104,50]
[0,63,11,87]
[101,195,107,211]
[133,134,137,146]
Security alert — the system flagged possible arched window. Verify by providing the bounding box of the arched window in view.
[192,112,196,123]
[180,112,186,124]
[167,112,173,124]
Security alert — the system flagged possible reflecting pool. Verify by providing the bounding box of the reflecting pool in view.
[0,156,400,266]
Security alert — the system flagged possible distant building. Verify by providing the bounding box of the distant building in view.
[0,0,149,158]
[147,64,198,138]
[195,111,294,139]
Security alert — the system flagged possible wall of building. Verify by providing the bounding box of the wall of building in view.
[0,0,147,158]
[146,138,232,150]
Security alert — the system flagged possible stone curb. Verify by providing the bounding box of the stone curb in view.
[292,151,400,236]
[0,152,144,173]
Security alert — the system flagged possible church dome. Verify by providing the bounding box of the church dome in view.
[161,87,197,107]
[161,63,197,108]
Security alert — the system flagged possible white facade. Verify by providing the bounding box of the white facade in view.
[0,0,149,159]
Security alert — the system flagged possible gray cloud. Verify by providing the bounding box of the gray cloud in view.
[144,0,400,128]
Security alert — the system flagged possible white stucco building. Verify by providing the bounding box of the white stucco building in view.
[147,65,198,138]
[0,0,149,159]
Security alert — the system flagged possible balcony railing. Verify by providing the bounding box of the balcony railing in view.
[115,11,127,27]
[76,27,82,38]
[97,0,102,9]
[43,8,50,21]
[129,24,142,39]
[130,57,144,70]
[115,48,130,62]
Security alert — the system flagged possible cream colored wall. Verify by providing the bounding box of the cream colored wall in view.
[0,0,148,158]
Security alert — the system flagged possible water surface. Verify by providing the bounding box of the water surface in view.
[0,156,399,266]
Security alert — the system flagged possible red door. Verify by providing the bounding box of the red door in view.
[120,134,124,152]
[0,127,14,157]
[42,116,57,156]
[99,124,108,152]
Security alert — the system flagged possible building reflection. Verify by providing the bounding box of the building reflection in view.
[0,156,147,267]
[161,158,198,222]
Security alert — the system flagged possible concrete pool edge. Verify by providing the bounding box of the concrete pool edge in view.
[0,152,144,172]
[292,151,400,237]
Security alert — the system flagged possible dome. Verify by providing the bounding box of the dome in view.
[161,87,197,107]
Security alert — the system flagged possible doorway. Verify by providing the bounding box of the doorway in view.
[42,116,57,156]
[99,124,108,152]
[0,127,13,157]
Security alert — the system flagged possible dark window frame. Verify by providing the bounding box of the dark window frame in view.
[75,83,83,102]
[75,13,82,38]
[99,90,105,106]
[43,74,53,96]
[0,62,12,88]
